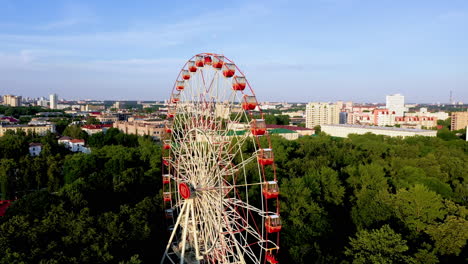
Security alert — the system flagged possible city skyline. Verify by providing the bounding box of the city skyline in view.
[1,0,468,102]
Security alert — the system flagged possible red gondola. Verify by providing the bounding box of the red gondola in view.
[223,63,235,77]
[204,55,212,65]
[163,174,171,184]
[163,140,171,150]
[265,214,282,233]
[171,94,180,104]
[258,148,274,166]
[176,81,185,91]
[195,55,204,67]
[250,119,266,136]
[163,192,171,202]
[181,69,190,80]
[167,106,176,119]
[242,95,257,110]
[232,76,246,91]
[266,252,279,264]
[165,120,173,133]
[263,181,279,199]
[212,56,224,69]
[188,61,197,73]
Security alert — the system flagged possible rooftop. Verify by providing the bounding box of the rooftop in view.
[266,124,313,131]
[321,124,435,133]
[82,124,112,129]
[70,139,85,143]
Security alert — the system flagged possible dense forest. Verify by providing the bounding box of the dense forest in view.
[0,128,467,263]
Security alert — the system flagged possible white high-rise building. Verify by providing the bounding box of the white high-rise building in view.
[305,102,340,128]
[386,94,406,117]
[49,93,58,109]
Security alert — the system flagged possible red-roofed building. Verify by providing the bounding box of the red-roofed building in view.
[58,137,90,153]
[0,116,19,123]
[395,116,437,129]
[89,112,102,116]
[81,124,112,135]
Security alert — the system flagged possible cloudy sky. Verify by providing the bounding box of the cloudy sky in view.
[0,0,467,103]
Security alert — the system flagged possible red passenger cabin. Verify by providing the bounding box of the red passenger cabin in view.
[223,63,236,77]
[195,55,204,67]
[171,94,180,103]
[176,81,185,91]
[163,140,171,150]
[188,60,197,72]
[258,148,274,166]
[232,76,246,91]
[163,192,172,202]
[181,69,190,80]
[265,214,282,233]
[162,174,171,184]
[266,252,279,264]
[167,106,176,118]
[263,181,279,199]
[250,119,266,136]
[212,56,224,69]
[204,55,212,65]
[165,120,173,133]
[163,157,171,166]
[242,95,257,110]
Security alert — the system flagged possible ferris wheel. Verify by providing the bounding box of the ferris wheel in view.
[160,53,281,264]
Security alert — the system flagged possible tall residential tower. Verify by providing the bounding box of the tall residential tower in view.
[386,94,406,117]
[49,93,58,109]
[305,102,340,128]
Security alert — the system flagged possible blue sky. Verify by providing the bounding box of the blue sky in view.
[0,0,467,103]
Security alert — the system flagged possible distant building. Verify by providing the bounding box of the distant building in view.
[451,112,468,131]
[37,98,49,107]
[2,95,21,107]
[0,124,55,137]
[29,143,42,156]
[81,124,112,135]
[395,116,438,129]
[305,102,339,128]
[81,104,105,111]
[339,112,348,124]
[373,109,397,126]
[114,120,165,139]
[386,94,406,116]
[281,111,305,118]
[405,108,449,121]
[321,124,437,138]
[268,128,299,140]
[347,112,373,125]
[266,124,314,137]
[96,114,118,123]
[49,94,58,109]
[112,101,125,109]
[58,137,91,153]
